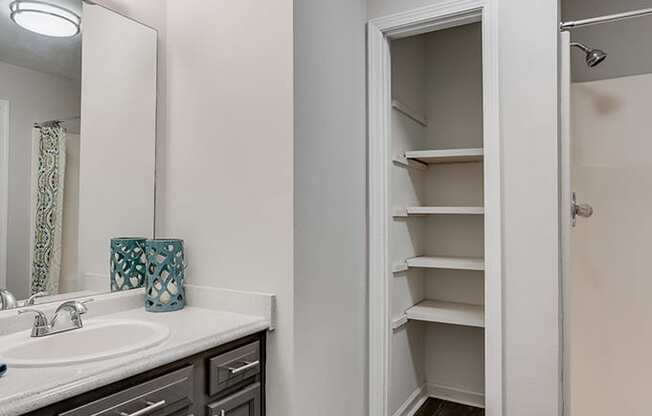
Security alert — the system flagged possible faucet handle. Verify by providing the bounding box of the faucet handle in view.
[18,309,51,337]
[24,291,48,306]
[76,298,94,314]
[55,299,91,315]
[18,309,49,326]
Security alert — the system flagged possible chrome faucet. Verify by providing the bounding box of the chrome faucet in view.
[0,290,47,311]
[51,300,91,329]
[18,299,93,337]
[0,289,17,310]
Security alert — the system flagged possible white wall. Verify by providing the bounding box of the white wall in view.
[92,2,296,415]
[423,23,483,150]
[293,0,368,415]
[78,3,157,291]
[498,1,560,415]
[0,61,80,299]
[422,23,485,401]
[162,2,294,415]
[568,73,652,416]
[369,0,445,20]
[93,0,166,29]
[389,35,427,415]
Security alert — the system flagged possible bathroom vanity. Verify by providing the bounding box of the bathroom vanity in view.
[24,331,266,416]
[0,287,274,416]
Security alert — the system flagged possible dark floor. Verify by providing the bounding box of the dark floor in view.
[415,398,484,416]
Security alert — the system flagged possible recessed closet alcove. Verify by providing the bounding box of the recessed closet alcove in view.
[386,20,488,413]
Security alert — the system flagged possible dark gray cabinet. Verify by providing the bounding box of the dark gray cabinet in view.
[59,366,194,416]
[25,331,266,416]
[209,341,260,397]
[207,383,261,416]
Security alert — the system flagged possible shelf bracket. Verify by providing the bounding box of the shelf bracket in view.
[392,262,408,273]
[392,154,428,171]
[392,314,409,331]
[392,207,408,218]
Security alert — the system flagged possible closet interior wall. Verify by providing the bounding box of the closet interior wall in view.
[389,22,485,414]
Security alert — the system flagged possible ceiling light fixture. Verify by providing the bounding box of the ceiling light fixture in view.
[9,1,81,38]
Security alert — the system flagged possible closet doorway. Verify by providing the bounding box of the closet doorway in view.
[367,2,501,416]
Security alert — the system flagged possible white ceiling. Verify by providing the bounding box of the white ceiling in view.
[0,0,82,80]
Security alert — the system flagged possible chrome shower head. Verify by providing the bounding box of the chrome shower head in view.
[571,42,608,67]
[585,48,608,67]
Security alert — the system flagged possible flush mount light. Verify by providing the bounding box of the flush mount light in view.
[9,1,80,38]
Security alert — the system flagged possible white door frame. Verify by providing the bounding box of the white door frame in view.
[0,99,10,289]
[367,1,502,415]
[559,30,571,416]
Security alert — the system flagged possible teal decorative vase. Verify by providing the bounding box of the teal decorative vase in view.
[145,239,185,312]
[110,238,147,292]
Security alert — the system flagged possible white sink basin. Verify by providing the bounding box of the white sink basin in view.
[0,319,170,368]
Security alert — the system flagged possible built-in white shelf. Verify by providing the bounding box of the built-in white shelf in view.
[393,206,484,217]
[406,256,484,271]
[404,148,483,164]
[406,299,485,328]
[392,99,427,126]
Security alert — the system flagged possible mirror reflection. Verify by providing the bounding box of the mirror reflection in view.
[0,0,157,306]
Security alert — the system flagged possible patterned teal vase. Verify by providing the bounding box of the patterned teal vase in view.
[110,238,147,292]
[145,239,185,312]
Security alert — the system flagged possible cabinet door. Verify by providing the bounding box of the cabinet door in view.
[206,383,260,416]
[59,366,194,416]
[208,341,260,396]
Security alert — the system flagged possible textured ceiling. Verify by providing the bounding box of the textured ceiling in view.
[0,0,82,80]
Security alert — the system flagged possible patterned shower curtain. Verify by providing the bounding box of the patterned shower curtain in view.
[30,123,66,295]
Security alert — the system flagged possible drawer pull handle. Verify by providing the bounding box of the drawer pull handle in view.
[224,360,260,375]
[119,400,166,416]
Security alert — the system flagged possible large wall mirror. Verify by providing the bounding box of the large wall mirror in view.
[0,0,157,305]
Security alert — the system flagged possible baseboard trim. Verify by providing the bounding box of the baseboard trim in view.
[393,384,429,416]
[427,383,485,408]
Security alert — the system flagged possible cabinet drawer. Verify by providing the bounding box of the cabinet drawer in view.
[206,383,261,416]
[60,366,194,416]
[208,342,260,396]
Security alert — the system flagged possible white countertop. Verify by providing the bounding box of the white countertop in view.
[0,305,270,416]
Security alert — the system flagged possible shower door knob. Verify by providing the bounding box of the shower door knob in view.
[571,192,593,226]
